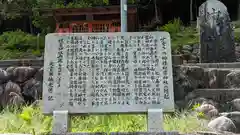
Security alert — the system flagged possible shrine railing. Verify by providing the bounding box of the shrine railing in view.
[56,21,121,33]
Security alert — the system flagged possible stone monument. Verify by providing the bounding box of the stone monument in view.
[198,0,236,63]
[43,32,175,134]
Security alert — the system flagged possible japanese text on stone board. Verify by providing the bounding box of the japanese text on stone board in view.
[43,32,174,113]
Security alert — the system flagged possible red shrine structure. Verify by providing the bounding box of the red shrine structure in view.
[40,5,138,33]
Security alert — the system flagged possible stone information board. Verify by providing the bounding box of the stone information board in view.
[43,32,174,114]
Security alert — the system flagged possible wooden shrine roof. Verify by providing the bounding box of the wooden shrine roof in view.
[37,5,137,17]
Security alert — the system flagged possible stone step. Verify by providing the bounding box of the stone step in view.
[186,62,240,68]
[175,65,240,89]
[203,68,240,89]
[187,89,240,103]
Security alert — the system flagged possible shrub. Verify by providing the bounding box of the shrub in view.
[0,30,45,51]
[232,21,240,28]
[158,19,199,50]
[159,18,183,35]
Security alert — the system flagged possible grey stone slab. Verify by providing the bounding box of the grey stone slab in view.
[199,0,236,63]
[147,109,163,132]
[190,89,240,103]
[42,32,175,114]
[110,132,179,135]
[52,110,69,134]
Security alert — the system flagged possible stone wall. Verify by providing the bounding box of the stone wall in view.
[173,64,240,102]
[0,59,195,108]
[2,60,240,133]
[177,43,240,63]
[1,59,240,111]
[0,66,43,108]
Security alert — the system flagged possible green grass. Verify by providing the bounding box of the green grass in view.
[0,105,209,134]
[2,20,240,60]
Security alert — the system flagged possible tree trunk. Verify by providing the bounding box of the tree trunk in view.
[190,0,193,22]
[29,16,33,34]
[238,0,240,20]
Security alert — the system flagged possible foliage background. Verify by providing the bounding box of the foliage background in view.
[0,0,239,60]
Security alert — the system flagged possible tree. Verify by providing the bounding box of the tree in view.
[32,0,110,34]
[0,0,137,34]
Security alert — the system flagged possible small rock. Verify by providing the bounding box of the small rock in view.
[202,99,219,108]
[208,116,237,133]
[196,103,219,119]
[196,103,216,114]
[225,71,240,88]
[182,45,193,52]
[8,92,25,106]
[231,98,240,111]
[187,98,215,108]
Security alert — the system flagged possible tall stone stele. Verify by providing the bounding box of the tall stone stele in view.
[198,0,236,63]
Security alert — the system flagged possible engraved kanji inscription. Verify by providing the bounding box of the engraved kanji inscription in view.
[43,32,175,114]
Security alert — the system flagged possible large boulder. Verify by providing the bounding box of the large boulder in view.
[34,67,43,81]
[12,66,37,83]
[224,112,240,133]
[0,81,24,107]
[173,65,205,101]
[208,116,237,133]
[4,81,21,94]
[22,78,42,103]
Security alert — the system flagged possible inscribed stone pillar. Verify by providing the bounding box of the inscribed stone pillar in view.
[199,0,236,63]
